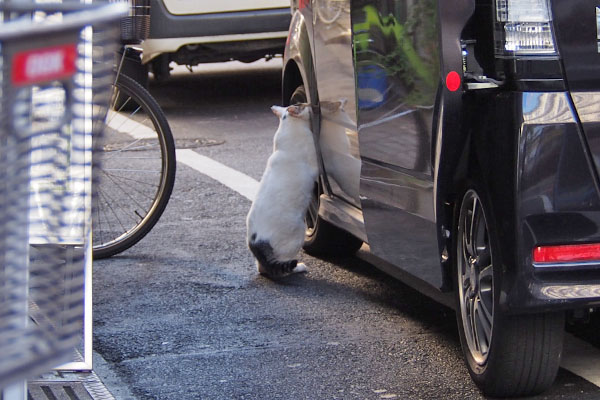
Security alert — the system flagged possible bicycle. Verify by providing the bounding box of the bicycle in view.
[92,49,176,259]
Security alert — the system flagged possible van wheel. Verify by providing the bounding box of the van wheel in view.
[454,186,564,397]
[151,54,171,82]
[303,182,363,257]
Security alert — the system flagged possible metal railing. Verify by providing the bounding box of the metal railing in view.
[0,1,126,394]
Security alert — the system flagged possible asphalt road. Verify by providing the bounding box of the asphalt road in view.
[92,60,600,400]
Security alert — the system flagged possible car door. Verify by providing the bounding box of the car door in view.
[312,0,362,207]
[351,0,443,288]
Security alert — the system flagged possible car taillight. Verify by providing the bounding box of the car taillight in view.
[533,243,600,264]
[494,0,557,57]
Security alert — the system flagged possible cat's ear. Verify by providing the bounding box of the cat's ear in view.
[320,99,346,114]
[320,101,341,114]
[287,104,310,119]
[271,105,286,118]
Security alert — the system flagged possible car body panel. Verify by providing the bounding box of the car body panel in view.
[551,0,600,93]
[516,92,600,309]
[351,0,472,290]
[142,32,289,64]
[283,2,316,106]
[312,0,361,207]
[162,0,289,16]
[141,1,291,64]
[147,3,291,39]
[552,0,600,184]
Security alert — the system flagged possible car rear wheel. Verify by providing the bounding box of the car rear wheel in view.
[455,185,564,397]
[303,181,363,256]
[289,85,363,257]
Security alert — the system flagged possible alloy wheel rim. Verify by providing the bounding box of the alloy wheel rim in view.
[305,184,319,237]
[457,189,494,366]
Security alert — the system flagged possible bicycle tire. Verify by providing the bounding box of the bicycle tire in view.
[93,73,176,259]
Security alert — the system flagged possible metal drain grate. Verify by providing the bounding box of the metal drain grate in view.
[27,370,116,400]
[28,382,93,400]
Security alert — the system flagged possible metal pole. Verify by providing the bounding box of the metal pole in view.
[3,0,30,397]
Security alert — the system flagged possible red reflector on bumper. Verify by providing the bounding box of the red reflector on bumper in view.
[533,243,600,263]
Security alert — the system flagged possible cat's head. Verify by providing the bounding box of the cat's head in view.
[271,104,310,121]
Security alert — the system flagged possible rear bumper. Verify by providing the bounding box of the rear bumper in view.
[507,92,600,313]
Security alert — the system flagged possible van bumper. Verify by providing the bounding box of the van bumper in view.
[505,92,600,313]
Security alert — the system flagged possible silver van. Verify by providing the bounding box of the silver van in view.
[138,0,291,80]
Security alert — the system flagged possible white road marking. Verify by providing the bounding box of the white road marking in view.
[106,110,260,201]
[106,110,157,140]
[176,149,259,202]
[561,333,600,386]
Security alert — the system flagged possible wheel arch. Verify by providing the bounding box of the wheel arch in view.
[433,93,473,294]
[438,91,520,311]
[282,10,334,196]
[282,9,318,107]
[282,59,304,106]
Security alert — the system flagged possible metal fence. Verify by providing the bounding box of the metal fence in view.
[0,1,125,390]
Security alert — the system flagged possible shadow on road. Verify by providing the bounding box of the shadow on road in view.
[273,249,460,341]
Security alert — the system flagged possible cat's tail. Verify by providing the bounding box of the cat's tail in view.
[248,235,303,278]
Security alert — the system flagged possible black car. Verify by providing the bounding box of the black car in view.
[282,0,600,397]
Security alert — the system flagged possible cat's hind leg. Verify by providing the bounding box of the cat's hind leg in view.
[256,259,307,277]
[256,261,268,275]
[293,263,308,274]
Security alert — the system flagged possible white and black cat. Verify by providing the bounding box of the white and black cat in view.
[246,104,318,278]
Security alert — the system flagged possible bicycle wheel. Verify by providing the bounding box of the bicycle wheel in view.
[93,73,176,259]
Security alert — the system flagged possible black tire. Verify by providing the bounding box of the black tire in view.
[93,73,176,259]
[303,181,363,256]
[454,184,564,397]
[289,84,308,106]
[150,54,171,82]
[289,85,363,257]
